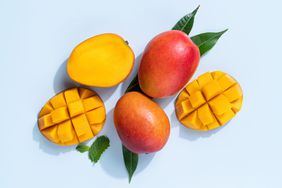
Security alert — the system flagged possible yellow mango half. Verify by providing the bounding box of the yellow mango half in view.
[38,88,106,146]
[175,71,243,131]
[67,33,135,87]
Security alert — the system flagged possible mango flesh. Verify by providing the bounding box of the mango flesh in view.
[138,30,200,98]
[38,88,106,146]
[114,92,170,154]
[67,33,135,87]
[175,71,243,131]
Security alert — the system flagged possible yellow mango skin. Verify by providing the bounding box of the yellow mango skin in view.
[67,33,135,87]
[175,71,243,131]
[38,88,106,146]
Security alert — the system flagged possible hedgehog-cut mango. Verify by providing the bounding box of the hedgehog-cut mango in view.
[175,71,243,131]
[67,33,135,87]
[38,88,106,146]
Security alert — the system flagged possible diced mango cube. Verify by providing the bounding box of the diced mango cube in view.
[64,88,80,104]
[209,94,231,115]
[86,107,106,124]
[211,71,225,80]
[41,126,60,144]
[197,72,213,88]
[231,97,243,112]
[185,80,200,95]
[57,120,76,143]
[202,80,223,100]
[50,93,66,108]
[217,74,236,91]
[51,107,69,124]
[206,120,220,130]
[90,123,104,136]
[215,109,235,125]
[223,84,243,102]
[181,111,208,131]
[71,114,92,136]
[83,96,103,112]
[68,100,84,117]
[197,104,214,125]
[39,102,53,118]
[189,91,206,108]
[175,99,194,120]
[38,114,54,130]
[176,90,189,104]
[79,88,95,99]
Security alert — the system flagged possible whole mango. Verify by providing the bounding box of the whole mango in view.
[114,92,170,154]
[138,30,200,98]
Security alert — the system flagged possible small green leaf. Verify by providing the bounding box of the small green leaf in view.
[88,136,110,163]
[76,143,90,153]
[172,5,200,35]
[122,145,138,183]
[191,29,228,56]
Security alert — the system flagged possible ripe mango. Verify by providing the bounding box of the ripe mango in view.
[38,88,106,145]
[138,30,200,98]
[175,71,243,131]
[67,33,135,87]
[114,92,170,153]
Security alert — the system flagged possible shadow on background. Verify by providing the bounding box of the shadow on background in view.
[100,109,155,179]
[32,122,75,155]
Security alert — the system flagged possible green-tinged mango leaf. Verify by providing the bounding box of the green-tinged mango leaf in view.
[76,143,90,153]
[172,5,200,34]
[122,145,138,183]
[88,136,110,163]
[191,29,228,56]
[125,75,142,93]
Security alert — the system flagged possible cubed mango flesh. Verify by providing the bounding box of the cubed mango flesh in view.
[38,87,106,146]
[175,71,243,131]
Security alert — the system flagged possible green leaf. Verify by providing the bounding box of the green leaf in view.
[191,29,228,56]
[88,136,110,163]
[122,145,138,183]
[172,5,200,35]
[125,75,142,93]
[76,143,90,153]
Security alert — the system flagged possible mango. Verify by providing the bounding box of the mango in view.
[38,88,106,145]
[138,30,200,98]
[67,33,135,87]
[175,71,243,131]
[114,92,170,153]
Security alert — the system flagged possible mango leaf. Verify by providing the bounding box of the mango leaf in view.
[191,29,228,56]
[88,136,110,163]
[172,5,200,35]
[125,75,142,93]
[76,143,90,153]
[122,145,138,183]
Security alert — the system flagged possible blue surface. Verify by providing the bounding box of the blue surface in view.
[1,0,281,187]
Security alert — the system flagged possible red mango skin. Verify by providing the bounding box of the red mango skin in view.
[138,30,200,98]
[114,92,170,154]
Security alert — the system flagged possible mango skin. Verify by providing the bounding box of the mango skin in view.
[138,30,200,98]
[114,92,170,154]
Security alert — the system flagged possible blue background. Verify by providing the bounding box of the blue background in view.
[1,0,281,187]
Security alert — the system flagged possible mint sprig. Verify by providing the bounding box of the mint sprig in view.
[88,136,110,163]
[76,143,90,153]
[76,135,110,164]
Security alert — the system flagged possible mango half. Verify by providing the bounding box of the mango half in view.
[38,88,106,145]
[67,33,135,87]
[175,71,243,131]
